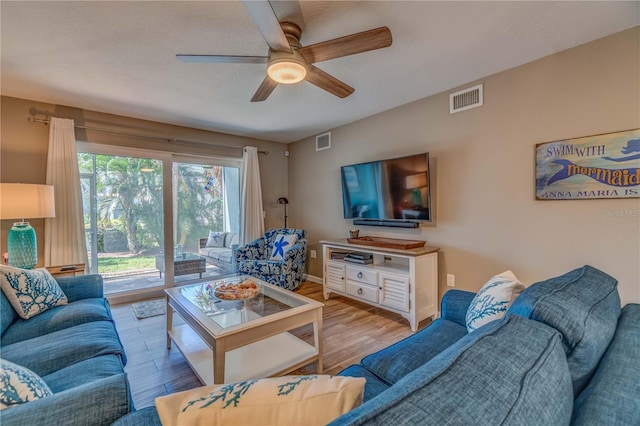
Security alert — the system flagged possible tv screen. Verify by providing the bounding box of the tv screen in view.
[341,153,431,222]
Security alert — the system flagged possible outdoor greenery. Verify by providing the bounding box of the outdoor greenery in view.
[97,256,155,274]
[78,154,229,260]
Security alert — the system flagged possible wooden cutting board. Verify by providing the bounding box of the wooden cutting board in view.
[346,236,425,249]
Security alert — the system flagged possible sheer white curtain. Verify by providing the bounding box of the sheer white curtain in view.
[45,117,88,267]
[240,146,264,244]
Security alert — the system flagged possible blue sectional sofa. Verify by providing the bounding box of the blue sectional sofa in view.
[113,265,640,425]
[0,274,132,426]
[333,265,639,425]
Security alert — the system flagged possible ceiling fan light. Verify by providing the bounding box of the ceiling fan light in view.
[268,61,307,84]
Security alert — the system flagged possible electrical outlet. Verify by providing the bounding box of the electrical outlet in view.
[446,274,455,287]
[310,250,317,259]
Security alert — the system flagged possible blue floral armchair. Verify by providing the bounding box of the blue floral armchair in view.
[234,228,307,291]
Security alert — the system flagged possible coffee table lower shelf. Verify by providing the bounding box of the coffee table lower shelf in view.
[168,324,318,386]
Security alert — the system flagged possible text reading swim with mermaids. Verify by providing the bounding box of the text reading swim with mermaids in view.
[547,138,640,187]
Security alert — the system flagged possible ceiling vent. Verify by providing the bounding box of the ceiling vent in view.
[316,132,331,151]
[449,84,483,114]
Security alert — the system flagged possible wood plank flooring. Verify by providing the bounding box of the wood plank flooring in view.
[111,281,431,409]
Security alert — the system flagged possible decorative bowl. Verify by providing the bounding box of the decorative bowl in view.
[213,279,260,300]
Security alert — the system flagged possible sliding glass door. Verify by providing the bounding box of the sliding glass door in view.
[78,152,165,295]
[77,146,242,298]
[172,157,240,284]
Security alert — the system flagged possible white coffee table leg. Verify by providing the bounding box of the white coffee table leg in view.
[314,308,324,374]
[213,339,226,384]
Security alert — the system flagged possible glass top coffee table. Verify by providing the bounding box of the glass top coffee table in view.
[165,275,324,385]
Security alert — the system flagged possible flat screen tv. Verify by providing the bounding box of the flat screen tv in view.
[341,152,432,223]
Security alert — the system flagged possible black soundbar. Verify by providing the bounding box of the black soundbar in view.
[353,219,419,229]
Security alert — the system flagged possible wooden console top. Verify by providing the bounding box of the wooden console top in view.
[320,239,439,257]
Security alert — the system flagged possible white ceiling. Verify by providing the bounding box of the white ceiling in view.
[2,1,638,143]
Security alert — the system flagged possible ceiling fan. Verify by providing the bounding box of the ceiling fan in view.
[176,0,392,102]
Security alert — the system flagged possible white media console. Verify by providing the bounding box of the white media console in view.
[320,239,439,331]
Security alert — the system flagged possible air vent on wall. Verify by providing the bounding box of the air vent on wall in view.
[316,132,331,151]
[449,84,483,114]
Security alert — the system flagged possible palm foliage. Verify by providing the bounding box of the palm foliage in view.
[78,153,229,256]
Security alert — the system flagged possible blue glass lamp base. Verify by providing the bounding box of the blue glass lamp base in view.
[7,222,37,269]
[412,189,423,206]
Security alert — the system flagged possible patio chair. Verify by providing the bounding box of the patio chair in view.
[235,228,307,291]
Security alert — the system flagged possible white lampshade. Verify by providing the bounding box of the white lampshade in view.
[0,183,56,220]
[405,174,427,190]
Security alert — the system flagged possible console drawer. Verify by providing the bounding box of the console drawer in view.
[346,281,378,303]
[345,266,377,286]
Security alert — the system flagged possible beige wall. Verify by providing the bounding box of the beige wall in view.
[1,96,289,266]
[288,27,640,305]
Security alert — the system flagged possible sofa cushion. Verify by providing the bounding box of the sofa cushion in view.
[269,234,298,261]
[1,298,113,346]
[337,364,391,402]
[507,265,621,395]
[205,231,226,248]
[155,375,365,426]
[466,270,524,332]
[200,247,235,264]
[0,266,67,319]
[1,290,18,336]
[360,318,467,384]
[1,321,126,376]
[55,275,104,302]
[217,251,233,264]
[440,289,476,327]
[0,373,132,426]
[331,315,573,426]
[0,359,53,410]
[42,354,124,393]
[111,406,161,426]
[572,303,640,425]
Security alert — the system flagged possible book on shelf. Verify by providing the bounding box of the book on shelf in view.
[345,252,372,260]
[330,251,350,260]
[344,256,373,265]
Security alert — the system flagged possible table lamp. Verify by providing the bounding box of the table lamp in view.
[405,174,427,206]
[0,183,55,269]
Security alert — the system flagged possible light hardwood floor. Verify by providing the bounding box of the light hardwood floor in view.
[111,281,431,409]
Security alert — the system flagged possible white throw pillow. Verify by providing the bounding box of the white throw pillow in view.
[0,265,68,319]
[269,234,298,261]
[206,231,227,248]
[465,270,524,332]
[0,359,53,410]
[224,232,239,248]
[155,375,365,426]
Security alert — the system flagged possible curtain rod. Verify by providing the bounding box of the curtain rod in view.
[27,116,268,155]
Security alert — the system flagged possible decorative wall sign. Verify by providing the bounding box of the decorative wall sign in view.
[536,129,640,200]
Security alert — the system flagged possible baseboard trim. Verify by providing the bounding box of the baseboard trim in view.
[304,274,323,284]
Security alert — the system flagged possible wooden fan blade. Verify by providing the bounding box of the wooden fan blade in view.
[251,76,279,102]
[242,0,291,52]
[298,27,392,64]
[176,54,268,64]
[305,65,354,98]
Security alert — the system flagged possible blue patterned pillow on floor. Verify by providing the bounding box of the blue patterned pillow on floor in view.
[269,234,298,261]
[0,359,53,410]
[0,265,67,319]
[466,270,524,332]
